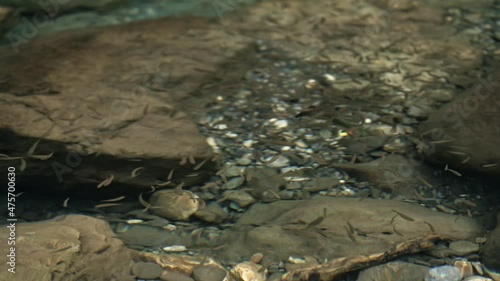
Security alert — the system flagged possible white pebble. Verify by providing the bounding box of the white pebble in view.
[214,124,228,130]
[265,155,290,168]
[243,140,254,148]
[126,219,143,224]
[206,137,218,148]
[274,120,288,129]
[294,140,308,148]
[162,245,187,252]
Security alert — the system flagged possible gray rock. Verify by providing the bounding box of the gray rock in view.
[192,265,226,281]
[0,215,135,281]
[224,176,245,190]
[114,224,181,247]
[219,198,483,261]
[482,212,500,271]
[448,240,480,256]
[132,262,163,280]
[428,89,454,103]
[194,202,228,224]
[418,69,500,177]
[357,261,429,281]
[425,265,461,281]
[223,190,256,207]
[150,190,201,221]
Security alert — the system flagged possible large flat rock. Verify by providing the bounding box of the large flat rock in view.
[0,17,253,190]
[0,215,135,281]
[221,198,484,261]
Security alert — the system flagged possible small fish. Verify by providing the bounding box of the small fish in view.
[345,226,357,242]
[346,220,355,234]
[149,185,156,193]
[216,196,227,203]
[482,163,499,168]
[463,199,476,207]
[102,196,125,202]
[19,158,26,172]
[390,215,398,224]
[416,176,433,188]
[308,216,324,228]
[167,169,175,180]
[263,154,281,164]
[97,174,114,188]
[447,151,466,155]
[444,165,462,177]
[63,197,69,208]
[131,167,144,178]
[15,192,26,198]
[174,182,184,195]
[156,181,171,187]
[424,221,435,233]
[28,152,54,160]
[0,156,25,160]
[52,245,72,253]
[429,140,453,144]
[413,190,426,201]
[188,153,196,165]
[393,225,403,236]
[179,156,187,165]
[461,156,470,163]
[27,139,41,155]
[193,158,209,171]
[184,173,200,178]
[138,192,150,212]
[392,209,415,221]
[200,181,220,190]
[95,203,121,208]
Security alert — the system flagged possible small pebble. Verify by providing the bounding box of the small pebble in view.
[224,177,245,190]
[425,265,461,281]
[132,262,163,280]
[162,245,187,252]
[449,240,480,256]
[265,155,290,168]
[192,265,227,281]
[251,253,264,264]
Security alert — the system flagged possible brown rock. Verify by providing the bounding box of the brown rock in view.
[0,15,257,192]
[221,198,483,261]
[0,215,135,281]
[132,262,163,279]
[357,261,429,281]
[483,212,500,271]
[418,70,500,177]
[150,190,201,221]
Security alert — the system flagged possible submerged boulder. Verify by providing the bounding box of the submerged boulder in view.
[0,215,135,281]
[418,70,500,177]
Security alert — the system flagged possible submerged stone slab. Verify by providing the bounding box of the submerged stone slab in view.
[0,16,253,190]
[0,215,135,281]
[221,198,484,261]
